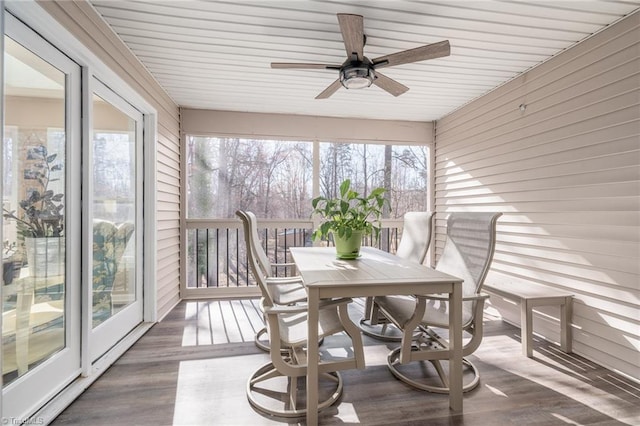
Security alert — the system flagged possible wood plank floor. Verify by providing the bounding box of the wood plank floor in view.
[51,299,640,425]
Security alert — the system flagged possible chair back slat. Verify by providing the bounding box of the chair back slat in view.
[244,211,274,275]
[236,210,275,307]
[435,212,501,322]
[395,211,433,264]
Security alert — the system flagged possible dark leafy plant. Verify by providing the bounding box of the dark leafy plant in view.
[3,145,64,237]
[311,179,389,241]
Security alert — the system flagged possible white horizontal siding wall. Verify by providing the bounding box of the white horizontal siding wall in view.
[181,109,433,143]
[434,12,639,379]
[39,1,182,319]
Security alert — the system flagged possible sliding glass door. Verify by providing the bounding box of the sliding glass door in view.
[89,79,144,361]
[2,12,146,419]
[2,13,81,420]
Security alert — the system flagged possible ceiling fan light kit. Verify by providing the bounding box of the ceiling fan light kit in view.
[271,13,450,99]
[340,61,375,89]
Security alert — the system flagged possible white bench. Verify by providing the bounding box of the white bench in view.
[484,282,573,358]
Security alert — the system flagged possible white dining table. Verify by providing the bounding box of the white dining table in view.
[289,246,464,425]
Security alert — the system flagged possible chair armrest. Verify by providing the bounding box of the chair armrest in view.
[270,262,296,270]
[264,304,308,314]
[265,276,303,285]
[264,297,353,315]
[318,297,353,310]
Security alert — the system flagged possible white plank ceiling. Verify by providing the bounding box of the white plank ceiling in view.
[89,0,640,122]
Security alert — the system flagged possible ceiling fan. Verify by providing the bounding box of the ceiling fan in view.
[271,13,450,99]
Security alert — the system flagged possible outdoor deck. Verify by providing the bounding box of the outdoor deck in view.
[51,299,640,425]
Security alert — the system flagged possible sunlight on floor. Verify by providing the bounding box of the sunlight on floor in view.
[334,402,360,423]
[362,344,394,367]
[551,412,583,425]
[484,383,508,398]
[172,354,280,426]
[479,334,640,425]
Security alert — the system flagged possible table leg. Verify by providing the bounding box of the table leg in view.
[306,287,320,426]
[449,282,463,412]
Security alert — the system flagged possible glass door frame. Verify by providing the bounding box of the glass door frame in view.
[2,10,82,421]
[85,77,145,362]
[1,1,5,413]
[2,1,159,421]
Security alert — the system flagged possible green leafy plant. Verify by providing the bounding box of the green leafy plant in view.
[311,179,389,241]
[3,145,64,237]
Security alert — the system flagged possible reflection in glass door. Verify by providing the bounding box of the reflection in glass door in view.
[2,37,66,384]
[89,80,143,361]
[92,94,137,327]
[2,14,81,421]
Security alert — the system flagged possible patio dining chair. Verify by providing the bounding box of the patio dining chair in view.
[374,212,501,393]
[360,211,434,341]
[236,210,307,351]
[237,210,365,418]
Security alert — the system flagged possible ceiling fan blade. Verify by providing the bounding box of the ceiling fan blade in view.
[315,79,342,99]
[372,72,409,97]
[372,40,450,69]
[337,13,364,61]
[271,63,340,69]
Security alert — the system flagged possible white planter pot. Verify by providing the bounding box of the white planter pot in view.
[25,237,65,278]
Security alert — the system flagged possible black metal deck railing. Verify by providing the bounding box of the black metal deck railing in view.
[185,218,403,289]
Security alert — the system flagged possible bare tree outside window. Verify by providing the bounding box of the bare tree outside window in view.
[188,137,313,219]
[318,142,428,219]
[188,137,429,220]
[185,136,429,288]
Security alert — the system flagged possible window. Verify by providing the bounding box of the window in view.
[319,142,429,217]
[187,137,429,219]
[187,137,313,219]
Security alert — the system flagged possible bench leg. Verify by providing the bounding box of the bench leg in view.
[560,297,573,354]
[521,300,533,358]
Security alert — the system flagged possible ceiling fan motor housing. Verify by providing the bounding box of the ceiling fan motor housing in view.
[340,57,376,90]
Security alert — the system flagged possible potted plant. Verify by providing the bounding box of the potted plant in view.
[2,145,65,277]
[311,179,389,259]
[2,240,22,284]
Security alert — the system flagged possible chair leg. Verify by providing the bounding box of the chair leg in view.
[247,362,344,418]
[360,298,423,342]
[359,317,406,341]
[359,299,412,342]
[255,327,270,352]
[387,347,481,394]
[286,376,297,412]
[363,296,374,322]
[431,360,449,388]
